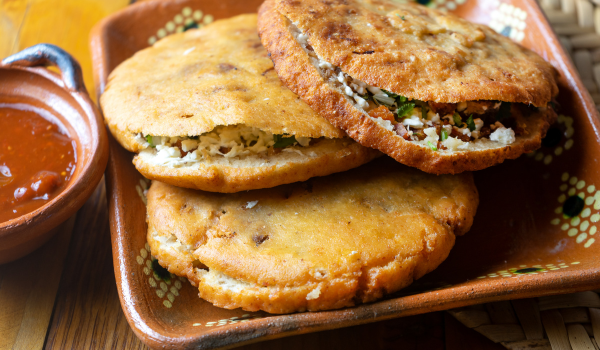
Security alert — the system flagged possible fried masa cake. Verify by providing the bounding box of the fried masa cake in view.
[147,158,479,313]
[100,14,379,193]
[258,0,559,174]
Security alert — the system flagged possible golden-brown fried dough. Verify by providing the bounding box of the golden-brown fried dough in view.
[257,0,558,174]
[147,158,479,313]
[100,14,379,192]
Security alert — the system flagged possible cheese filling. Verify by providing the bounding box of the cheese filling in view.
[290,24,542,152]
[135,125,313,167]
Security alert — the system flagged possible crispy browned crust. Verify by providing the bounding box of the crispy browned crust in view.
[134,139,381,192]
[147,158,479,313]
[100,14,346,153]
[266,0,558,106]
[258,0,557,174]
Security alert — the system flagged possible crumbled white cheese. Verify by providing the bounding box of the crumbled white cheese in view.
[371,117,395,132]
[306,285,321,300]
[443,124,452,134]
[489,127,516,144]
[246,200,258,209]
[423,127,439,144]
[153,145,186,166]
[461,127,472,138]
[135,133,150,148]
[141,125,314,167]
[428,110,440,123]
[402,115,424,128]
[291,23,515,150]
[443,136,468,151]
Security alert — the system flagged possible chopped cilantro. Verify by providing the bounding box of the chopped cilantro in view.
[497,102,512,121]
[466,114,476,131]
[397,95,407,103]
[441,129,448,141]
[453,113,463,128]
[273,134,297,148]
[146,135,155,148]
[401,16,406,20]
[396,103,415,119]
[427,141,438,151]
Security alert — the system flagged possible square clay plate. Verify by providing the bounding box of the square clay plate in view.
[90,0,600,348]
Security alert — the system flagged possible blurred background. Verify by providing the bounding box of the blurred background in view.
[0,0,132,101]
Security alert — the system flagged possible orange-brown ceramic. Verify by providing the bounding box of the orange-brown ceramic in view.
[0,44,108,264]
[90,0,600,349]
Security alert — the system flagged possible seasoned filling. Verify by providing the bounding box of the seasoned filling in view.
[135,125,313,167]
[291,25,550,151]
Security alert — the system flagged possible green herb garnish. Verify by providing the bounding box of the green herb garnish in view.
[453,113,463,128]
[401,16,406,20]
[497,102,511,121]
[421,105,428,120]
[146,135,156,148]
[427,141,438,151]
[441,129,448,141]
[466,114,476,131]
[396,103,415,119]
[273,134,298,148]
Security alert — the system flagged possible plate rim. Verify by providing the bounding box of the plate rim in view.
[91,0,600,348]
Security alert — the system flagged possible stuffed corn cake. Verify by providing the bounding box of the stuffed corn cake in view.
[258,0,558,174]
[147,157,479,313]
[100,14,379,192]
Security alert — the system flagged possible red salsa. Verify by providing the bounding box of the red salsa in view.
[0,104,76,223]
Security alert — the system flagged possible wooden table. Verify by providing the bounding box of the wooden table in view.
[0,0,505,348]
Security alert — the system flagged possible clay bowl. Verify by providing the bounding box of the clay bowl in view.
[0,44,108,264]
[91,0,600,349]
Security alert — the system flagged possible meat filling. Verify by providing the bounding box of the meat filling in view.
[290,23,554,151]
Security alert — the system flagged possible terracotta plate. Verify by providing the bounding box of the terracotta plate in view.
[90,0,600,348]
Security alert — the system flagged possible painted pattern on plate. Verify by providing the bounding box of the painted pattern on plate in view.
[130,1,595,316]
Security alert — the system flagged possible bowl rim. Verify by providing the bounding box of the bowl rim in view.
[0,64,108,240]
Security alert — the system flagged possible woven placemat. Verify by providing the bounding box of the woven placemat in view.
[448,291,600,349]
[538,0,600,110]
